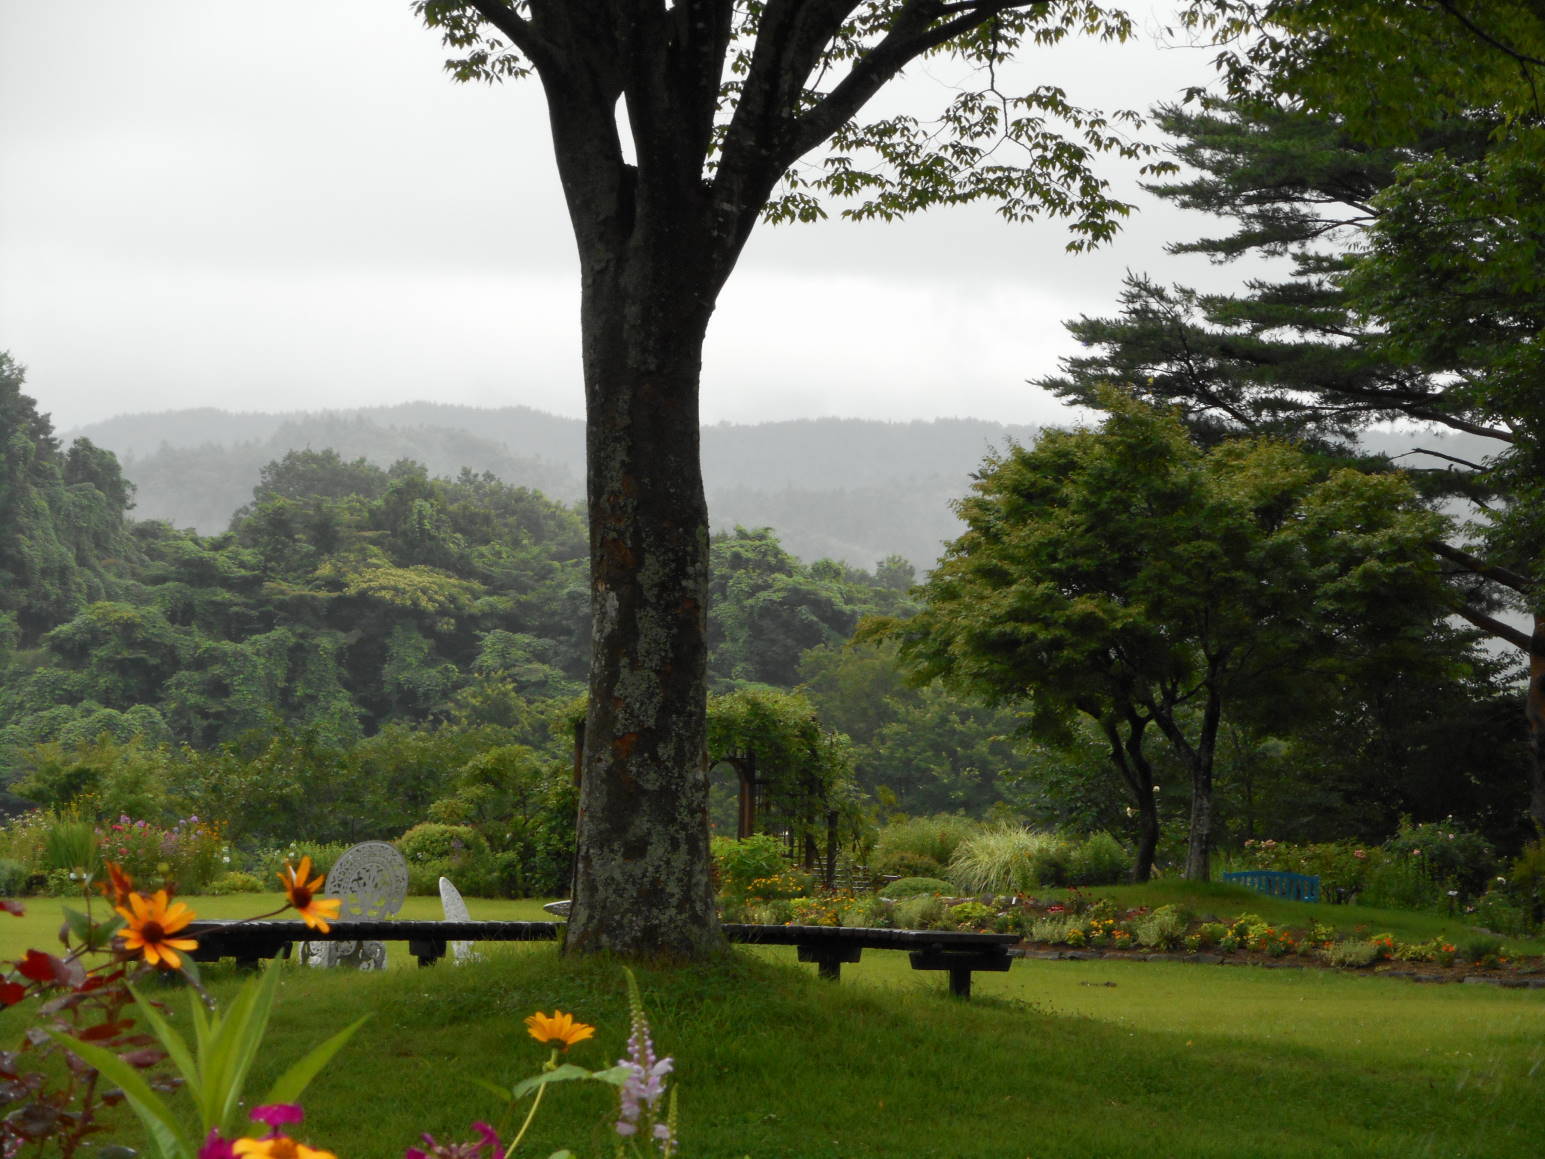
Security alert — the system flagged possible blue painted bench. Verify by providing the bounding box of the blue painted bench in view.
[1221,870,1320,902]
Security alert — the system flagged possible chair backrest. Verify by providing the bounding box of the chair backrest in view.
[324,841,409,920]
[438,875,479,963]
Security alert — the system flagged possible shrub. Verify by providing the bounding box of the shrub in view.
[894,893,945,930]
[92,814,226,893]
[1454,933,1505,966]
[1195,922,1229,947]
[874,849,946,878]
[836,893,890,928]
[0,860,26,895]
[788,896,841,926]
[1066,832,1128,886]
[1322,940,1382,968]
[945,901,996,931]
[1382,816,1496,899]
[712,834,791,900]
[1360,854,1436,912]
[744,868,816,901]
[205,871,265,895]
[1133,904,1187,950]
[949,826,1069,894]
[396,823,490,864]
[871,815,979,879]
[746,898,795,924]
[881,876,953,900]
[1028,915,1077,943]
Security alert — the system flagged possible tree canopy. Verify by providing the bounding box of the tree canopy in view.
[411,0,1179,958]
[883,397,1455,879]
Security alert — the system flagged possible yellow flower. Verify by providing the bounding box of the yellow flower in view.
[115,890,198,970]
[279,858,342,933]
[232,1137,336,1159]
[524,1010,595,1050]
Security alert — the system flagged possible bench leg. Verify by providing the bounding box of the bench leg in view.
[797,944,862,981]
[948,967,972,1000]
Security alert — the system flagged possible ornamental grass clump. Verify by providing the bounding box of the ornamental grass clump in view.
[948,825,1068,895]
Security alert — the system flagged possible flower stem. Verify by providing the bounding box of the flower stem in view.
[503,1049,558,1157]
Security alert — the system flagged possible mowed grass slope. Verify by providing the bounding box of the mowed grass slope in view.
[2,888,1541,1157]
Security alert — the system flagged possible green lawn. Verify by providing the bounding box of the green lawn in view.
[3,889,1542,1157]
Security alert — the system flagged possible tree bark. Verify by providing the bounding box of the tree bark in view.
[1529,615,1545,836]
[561,245,726,960]
[1149,683,1223,882]
[1096,708,1158,883]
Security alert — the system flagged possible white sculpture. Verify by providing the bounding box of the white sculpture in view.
[300,841,409,970]
[437,876,480,964]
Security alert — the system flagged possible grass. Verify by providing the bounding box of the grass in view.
[3,885,1543,1157]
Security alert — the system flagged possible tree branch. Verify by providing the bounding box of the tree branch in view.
[1449,602,1533,652]
[1435,0,1545,69]
[788,1,1042,161]
[463,0,558,71]
[1428,539,1535,594]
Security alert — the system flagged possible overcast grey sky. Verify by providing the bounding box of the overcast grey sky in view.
[1,2,1242,433]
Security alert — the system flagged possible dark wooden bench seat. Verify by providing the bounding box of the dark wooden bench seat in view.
[186,919,1016,998]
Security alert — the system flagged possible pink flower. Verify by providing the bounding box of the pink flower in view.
[198,1130,236,1159]
[250,1104,305,1137]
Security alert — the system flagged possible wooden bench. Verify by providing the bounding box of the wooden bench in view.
[187,920,1016,998]
[724,924,1016,998]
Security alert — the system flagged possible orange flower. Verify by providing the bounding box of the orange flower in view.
[115,890,198,970]
[279,858,342,933]
[524,1010,595,1050]
[232,1137,336,1159]
[98,861,135,908]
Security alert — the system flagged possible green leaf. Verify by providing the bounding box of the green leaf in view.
[509,1062,613,1101]
[61,906,122,952]
[260,1013,370,1107]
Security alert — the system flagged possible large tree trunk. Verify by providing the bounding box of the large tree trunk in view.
[561,246,725,960]
[1529,615,1545,836]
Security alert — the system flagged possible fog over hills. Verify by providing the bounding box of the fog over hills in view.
[68,404,1040,570]
[68,403,1493,572]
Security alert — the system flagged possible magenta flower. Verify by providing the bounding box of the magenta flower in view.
[250,1103,305,1136]
[198,1130,236,1159]
[405,1121,502,1158]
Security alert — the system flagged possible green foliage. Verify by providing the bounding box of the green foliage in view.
[948,826,1069,895]
[889,396,1451,880]
[711,834,791,902]
[204,871,265,896]
[869,815,979,881]
[1320,939,1383,968]
[1065,832,1129,887]
[944,901,995,931]
[881,877,954,900]
[1381,817,1496,899]
[708,686,864,853]
[893,893,946,931]
[42,819,97,877]
[1133,905,1188,950]
[396,822,489,864]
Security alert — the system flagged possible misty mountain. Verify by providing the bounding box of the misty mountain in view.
[67,405,1039,569]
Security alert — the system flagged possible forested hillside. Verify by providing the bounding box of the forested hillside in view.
[65,406,1037,569]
